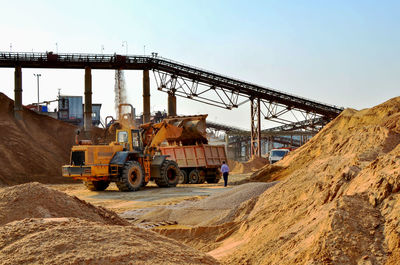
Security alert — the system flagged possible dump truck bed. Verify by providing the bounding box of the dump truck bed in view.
[160,145,227,168]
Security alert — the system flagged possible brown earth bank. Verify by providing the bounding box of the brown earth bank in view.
[0,183,219,264]
[0,93,76,185]
[0,93,108,186]
[145,97,400,264]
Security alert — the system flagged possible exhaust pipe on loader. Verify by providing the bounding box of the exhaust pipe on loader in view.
[75,129,92,145]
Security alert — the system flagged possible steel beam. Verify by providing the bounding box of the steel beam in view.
[250,98,261,157]
[142,70,150,123]
[14,66,22,120]
[84,67,92,132]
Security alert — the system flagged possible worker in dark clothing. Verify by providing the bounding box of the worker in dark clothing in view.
[221,161,230,187]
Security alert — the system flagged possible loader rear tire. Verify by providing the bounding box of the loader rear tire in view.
[116,161,145,192]
[84,180,110,191]
[155,160,180,188]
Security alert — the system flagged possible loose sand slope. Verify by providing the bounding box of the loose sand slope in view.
[229,156,268,174]
[0,183,219,265]
[0,218,218,265]
[0,182,128,226]
[0,93,76,185]
[214,97,400,264]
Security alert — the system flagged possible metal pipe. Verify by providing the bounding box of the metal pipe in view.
[168,90,177,117]
[84,67,92,132]
[143,70,150,123]
[14,66,22,120]
[34,73,41,111]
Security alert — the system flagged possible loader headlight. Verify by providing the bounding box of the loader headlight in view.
[62,167,69,175]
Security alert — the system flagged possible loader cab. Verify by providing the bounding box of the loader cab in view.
[131,129,143,152]
[116,129,143,152]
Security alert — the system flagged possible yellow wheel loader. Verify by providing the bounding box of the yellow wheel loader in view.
[62,104,181,191]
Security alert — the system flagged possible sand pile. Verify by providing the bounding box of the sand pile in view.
[251,97,400,183]
[0,183,219,264]
[0,93,77,185]
[203,97,400,264]
[229,156,269,174]
[127,182,276,227]
[0,218,218,265]
[0,182,128,226]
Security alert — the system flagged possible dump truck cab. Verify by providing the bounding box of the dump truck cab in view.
[268,148,290,164]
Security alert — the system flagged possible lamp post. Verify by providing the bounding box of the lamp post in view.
[34,74,41,111]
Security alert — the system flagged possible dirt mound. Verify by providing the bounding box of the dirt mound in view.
[229,156,269,174]
[251,97,400,183]
[0,218,218,265]
[127,182,276,227]
[0,182,128,226]
[206,97,400,264]
[0,93,77,185]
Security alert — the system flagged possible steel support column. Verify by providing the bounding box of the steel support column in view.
[84,67,92,132]
[250,98,261,157]
[143,70,150,123]
[14,66,22,120]
[168,89,177,117]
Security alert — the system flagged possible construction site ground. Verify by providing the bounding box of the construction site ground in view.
[47,173,252,214]
[2,92,400,264]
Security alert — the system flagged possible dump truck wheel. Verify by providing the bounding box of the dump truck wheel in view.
[198,170,206,184]
[116,161,144,192]
[206,177,221,183]
[188,170,200,184]
[206,169,221,183]
[178,170,188,184]
[84,180,110,191]
[155,160,180,187]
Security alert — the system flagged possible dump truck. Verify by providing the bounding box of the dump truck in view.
[160,145,225,184]
[142,115,226,184]
[62,104,182,191]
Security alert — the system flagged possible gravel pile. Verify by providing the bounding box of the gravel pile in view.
[134,182,277,226]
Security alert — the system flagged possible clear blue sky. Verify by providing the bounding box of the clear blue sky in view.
[0,0,399,128]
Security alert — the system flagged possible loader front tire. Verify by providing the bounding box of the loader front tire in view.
[84,180,110,191]
[155,160,180,188]
[116,161,145,192]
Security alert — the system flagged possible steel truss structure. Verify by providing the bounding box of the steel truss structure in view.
[0,51,344,156]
